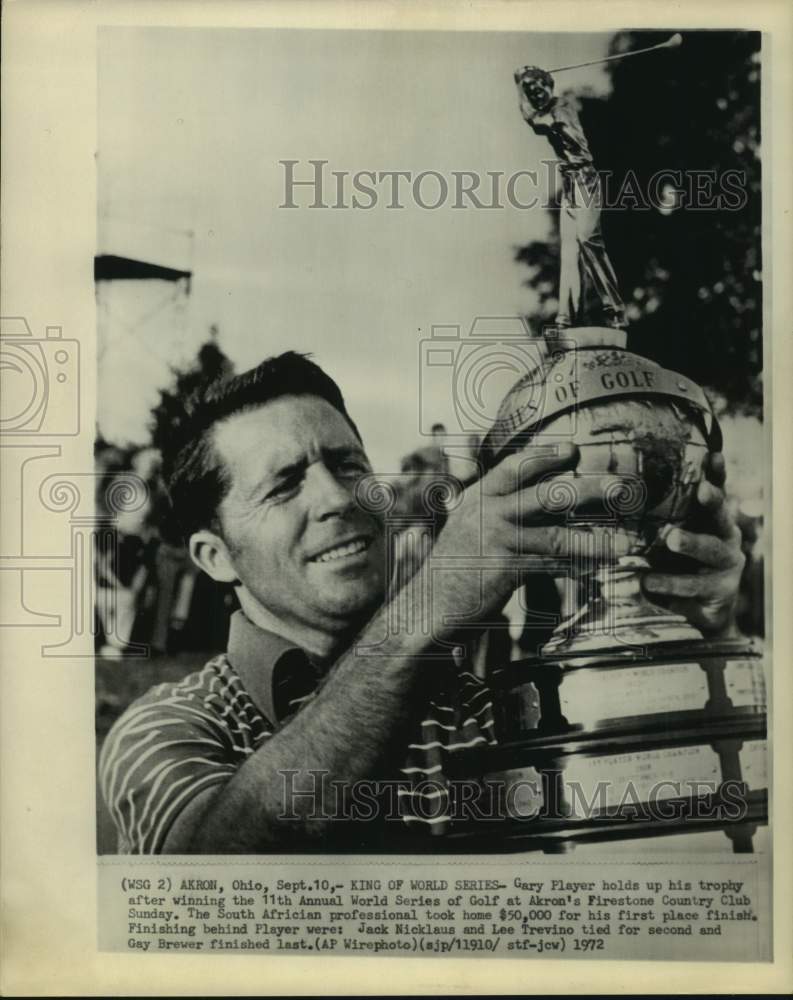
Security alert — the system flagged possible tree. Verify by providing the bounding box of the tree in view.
[149,325,234,455]
[516,30,761,416]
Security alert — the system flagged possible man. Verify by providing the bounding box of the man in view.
[514,65,626,329]
[99,352,743,853]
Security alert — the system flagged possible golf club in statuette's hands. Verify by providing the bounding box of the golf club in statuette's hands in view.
[449,34,767,853]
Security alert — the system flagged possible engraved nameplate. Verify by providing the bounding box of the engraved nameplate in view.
[559,662,707,726]
[725,658,766,708]
[739,740,767,790]
[563,744,722,812]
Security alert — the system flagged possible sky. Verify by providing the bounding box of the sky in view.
[97,27,613,470]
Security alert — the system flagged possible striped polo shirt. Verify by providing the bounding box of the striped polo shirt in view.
[99,611,498,853]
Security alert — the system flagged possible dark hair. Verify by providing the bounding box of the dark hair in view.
[162,351,362,539]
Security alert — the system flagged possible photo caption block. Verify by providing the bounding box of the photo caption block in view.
[98,855,770,961]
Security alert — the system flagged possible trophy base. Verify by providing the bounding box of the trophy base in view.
[465,636,768,855]
[541,558,703,657]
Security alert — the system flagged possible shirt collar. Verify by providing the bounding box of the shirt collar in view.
[226,610,317,725]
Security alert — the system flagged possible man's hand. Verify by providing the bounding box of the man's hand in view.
[643,454,744,638]
[429,444,632,639]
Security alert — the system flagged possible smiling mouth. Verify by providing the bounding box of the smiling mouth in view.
[310,537,371,564]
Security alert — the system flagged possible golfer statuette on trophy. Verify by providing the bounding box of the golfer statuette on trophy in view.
[455,35,767,853]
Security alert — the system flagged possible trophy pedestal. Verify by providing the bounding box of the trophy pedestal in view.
[543,557,702,656]
[451,636,768,854]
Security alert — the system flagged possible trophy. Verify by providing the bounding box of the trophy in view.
[482,329,720,655]
[451,38,767,854]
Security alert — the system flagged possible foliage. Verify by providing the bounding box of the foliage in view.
[148,325,235,456]
[148,325,235,543]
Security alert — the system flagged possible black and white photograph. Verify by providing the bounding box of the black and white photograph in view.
[94,26,766,850]
[2,1,791,992]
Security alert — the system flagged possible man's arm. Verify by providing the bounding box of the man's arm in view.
[167,445,629,853]
[515,88,537,127]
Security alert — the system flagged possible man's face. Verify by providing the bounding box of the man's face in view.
[211,395,386,641]
[522,76,553,112]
